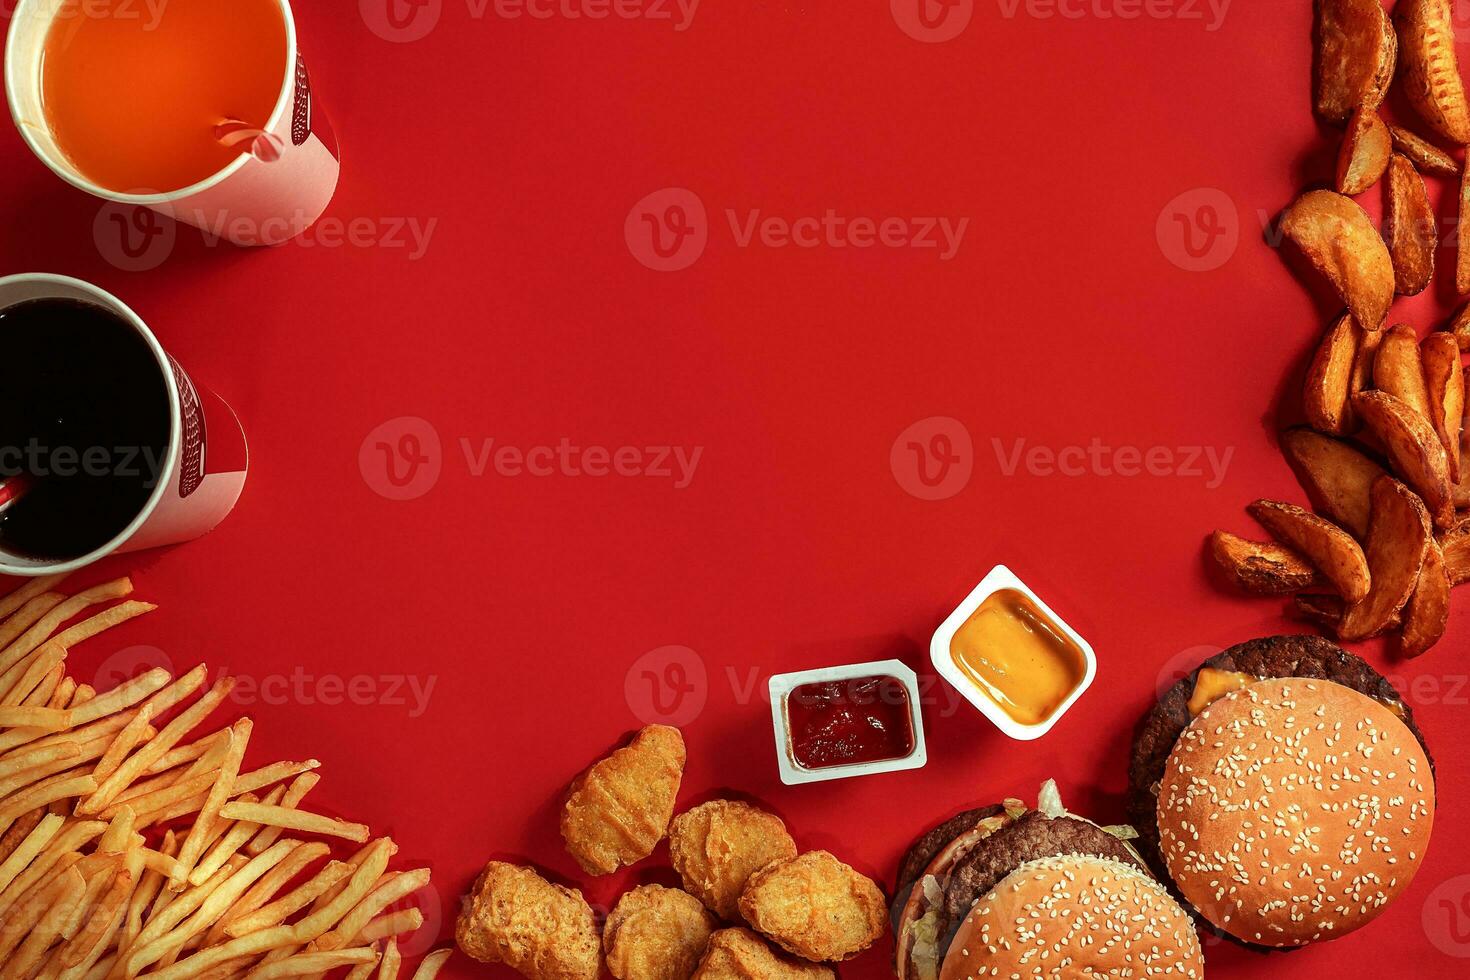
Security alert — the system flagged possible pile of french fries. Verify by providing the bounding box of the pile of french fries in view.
[1208,1,1470,658]
[0,573,450,979]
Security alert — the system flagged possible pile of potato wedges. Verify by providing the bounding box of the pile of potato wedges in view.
[1210,0,1470,657]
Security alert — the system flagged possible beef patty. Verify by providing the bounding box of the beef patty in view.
[1126,634,1434,951]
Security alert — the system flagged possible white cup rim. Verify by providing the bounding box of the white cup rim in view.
[0,273,182,576]
[4,0,299,206]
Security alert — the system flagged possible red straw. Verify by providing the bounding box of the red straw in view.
[0,474,33,515]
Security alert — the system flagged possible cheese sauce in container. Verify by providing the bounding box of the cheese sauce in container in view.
[931,565,1095,740]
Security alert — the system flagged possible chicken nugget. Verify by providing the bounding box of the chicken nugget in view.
[691,928,835,980]
[737,852,886,962]
[562,725,686,875]
[669,800,798,920]
[455,861,601,980]
[604,884,717,980]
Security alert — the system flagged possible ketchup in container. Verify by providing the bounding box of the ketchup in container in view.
[785,675,915,770]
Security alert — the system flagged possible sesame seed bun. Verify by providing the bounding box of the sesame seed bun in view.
[939,855,1204,980]
[1157,677,1435,948]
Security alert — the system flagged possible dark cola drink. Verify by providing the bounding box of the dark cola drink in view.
[0,298,170,559]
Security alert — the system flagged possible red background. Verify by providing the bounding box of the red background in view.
[1,0,1467,977]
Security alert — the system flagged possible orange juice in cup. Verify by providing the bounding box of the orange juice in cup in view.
[6,0,339,245]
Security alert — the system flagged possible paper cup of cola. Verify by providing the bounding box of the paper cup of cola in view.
[5,0,339,247]
[0,275,248,576]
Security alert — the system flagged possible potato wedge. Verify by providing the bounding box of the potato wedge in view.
[1396,0,1470,145]
[1280,191,1395,330]
[1208,530,1321,595]
[1345,323,1383,431]
[1340,476,1432,640]
[1248,499,1370,602]
[1304,313,1360,435]
[1292,593,1402,633]
[1385,154,1437,295]
[1447,302,1470,351]
[1337,107,1393,195]
[1374,324,1433,420]
[1351,390,1456,528]
[1280,426,1386,538]
[1314,0,1398,124]
[1456,367,1470,506]
[1440,519,1470,582]
[1390,124,1461,176]
[1460,165,1470,294]
[1402,538,1451,656]
[1421,332,1464,482]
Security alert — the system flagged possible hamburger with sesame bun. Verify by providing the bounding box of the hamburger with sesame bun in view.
[1129,635,1437,950]
[893,781,1203,980]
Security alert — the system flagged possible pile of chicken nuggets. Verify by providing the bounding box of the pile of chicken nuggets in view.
[454,725,888,979]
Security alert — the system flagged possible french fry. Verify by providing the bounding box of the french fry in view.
[1280,190,1394,330]
[354,908,423,946]
[378,939,401,980]
[174,718,253,888]
[1385,154,1437,296]
[0,807,44,867]
[0,773,98,838]
[1337,105,1392,195]
[57,668,171,730]
[0,863,85,973]
[0,813,63,898]
[0,593,66,652]
[247,773,319,855]
[1340,477,1433,641]
[1352,390,1456,529]
[94,703,153,784]
[1422,332,1465,483]
[223,861,352,940]
[98,807,135,855]
[77,676,234,816]
[0,573,69,622]
[47,675,76,711]
[217,803,370,844]
[123,859,245,976]
[0,578,132,677]
[210,842,328,946]
[317,868,431,952]
[52,600,156,651]
[1304,313,1358,435]
[147,728,229,775]
[410,949,452,980]
[0,640,66,707]
[240,947,379,979]
[1247,500,1370,601]
[0,822,103,918]
[0,705,71,730]
[58,860,134,971]
[1390,124,1461,176]
[190,789,277,887]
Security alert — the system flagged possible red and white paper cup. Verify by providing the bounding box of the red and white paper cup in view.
[4,0,339,247]
[0,274,248,576]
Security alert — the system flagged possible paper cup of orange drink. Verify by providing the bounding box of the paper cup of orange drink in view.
[5,0,339,247]
[0,274,248,577]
